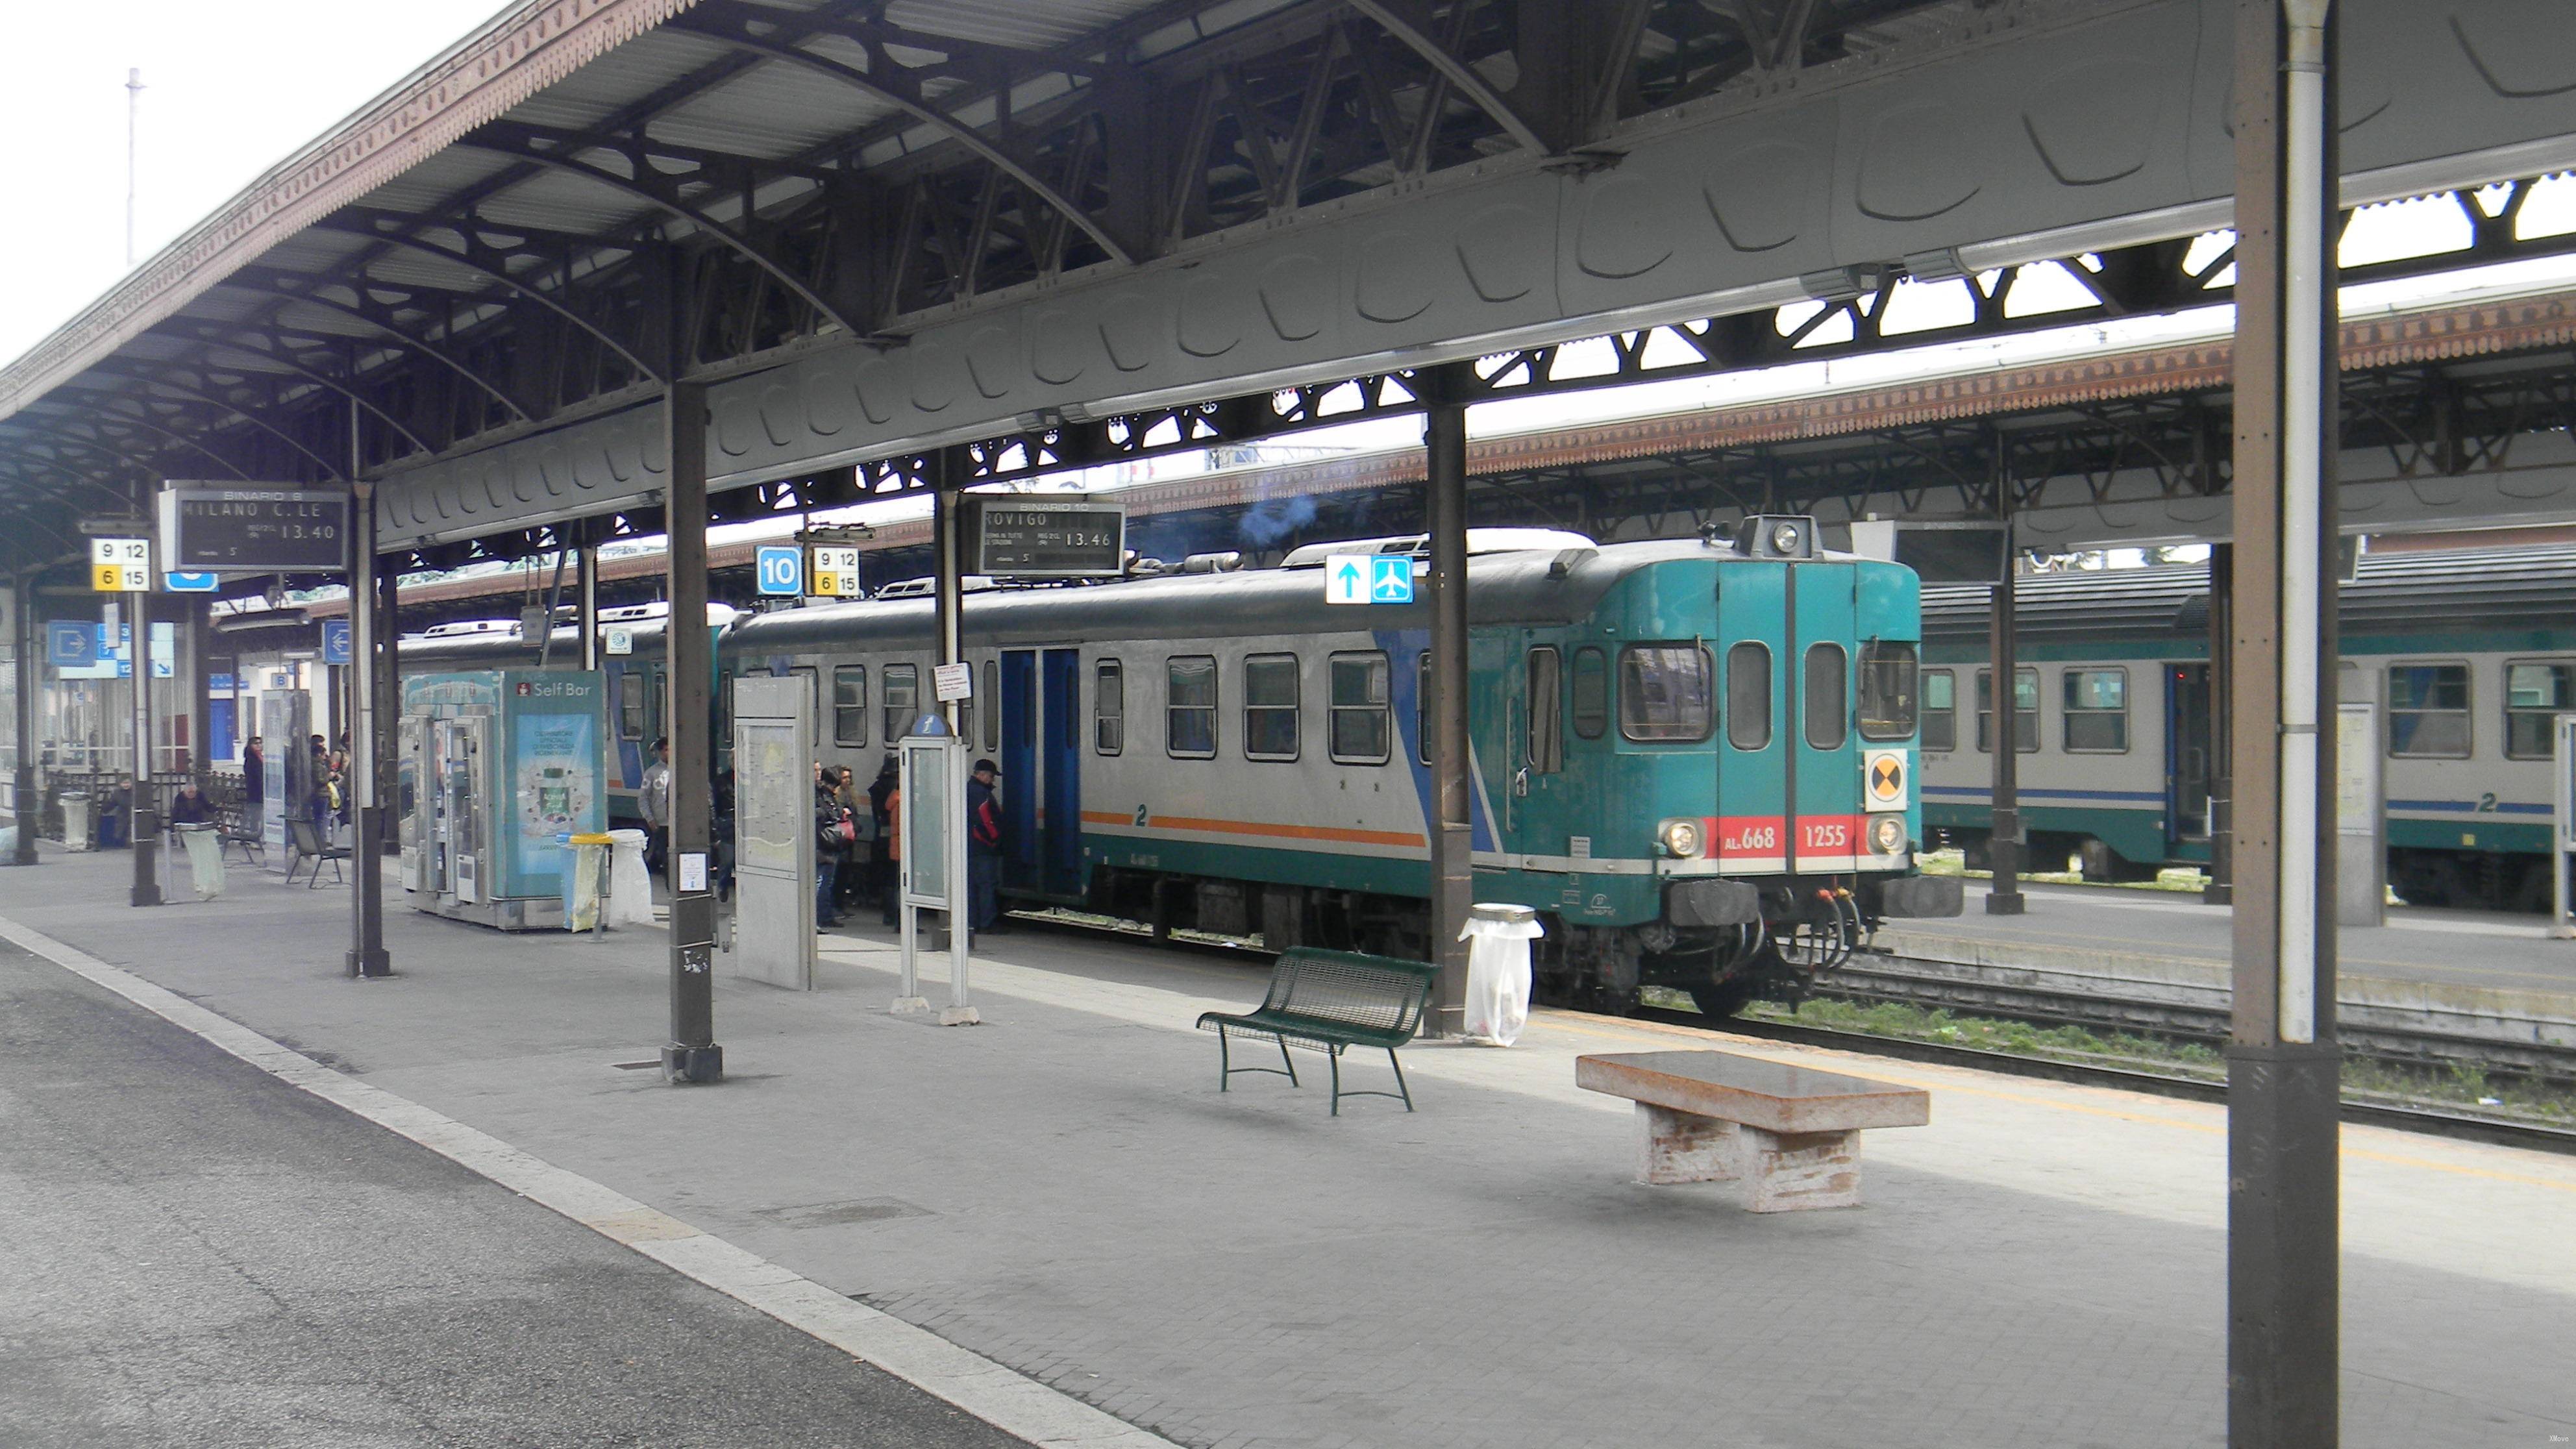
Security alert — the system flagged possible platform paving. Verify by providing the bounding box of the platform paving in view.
[3,844,2572,1448]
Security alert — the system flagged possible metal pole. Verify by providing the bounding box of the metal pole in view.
[1424,362,1473,1035]
[124,69,143,269]
[12,578,37,865]
[129,584,160,906]
[660,378,723,1084]
[933,472,965,738]
[2205,541,2235,905]
[347,401,390,977]
[930,467,978,1025]
[1985,539,2024,915]
[377,562,401,855]
[577,530,601,671]
[2228,1,2340,1442]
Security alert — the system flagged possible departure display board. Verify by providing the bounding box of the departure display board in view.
[157,486,351,573]
[962,498,1124,578]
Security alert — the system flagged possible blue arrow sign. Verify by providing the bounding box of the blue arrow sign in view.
[321,619,353,665]
[1368,555,1415,604]
[163,571,220,593]
[756,545,804,597]
[45,621,94,666]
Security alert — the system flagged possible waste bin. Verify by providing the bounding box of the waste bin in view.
[604,828,654,927]
[1459,902,1542,1046]
[60,792,92,852]
[175,822,225,899]
[560,831,613,932]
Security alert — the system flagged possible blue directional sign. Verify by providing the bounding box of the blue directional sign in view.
[321,618,353,665]
[162,571,220,593]
[46,621,97,667]
[1369,555,1415,604]
[756,545,804,597]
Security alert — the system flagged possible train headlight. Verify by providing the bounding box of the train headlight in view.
[1867,813,1909,856]
[1657,818,1705,858]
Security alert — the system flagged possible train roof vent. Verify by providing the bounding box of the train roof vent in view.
[421,619,519,639]
[598,602,667,622]
[872,576,998,599]
[1278,528,1596,568]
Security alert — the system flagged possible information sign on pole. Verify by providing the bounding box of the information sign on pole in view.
[162,571,220,593]
[754,545,803,597]
[932,662,973,702]
[807,545,861,597]
[157,486,351,573]
[321,619,353,667]
[604,626,635,657]
[960,497,1124,578]
[92,538,151,593]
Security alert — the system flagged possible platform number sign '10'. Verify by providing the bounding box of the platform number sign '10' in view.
[92,538,151,593]
[756,545,804,597]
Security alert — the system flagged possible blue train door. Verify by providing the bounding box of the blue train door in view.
[2166,663,2212,850]
[999,647,1084,898]
[1041,649,1082,895]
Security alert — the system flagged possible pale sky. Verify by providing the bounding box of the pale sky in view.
[0,0,508,367]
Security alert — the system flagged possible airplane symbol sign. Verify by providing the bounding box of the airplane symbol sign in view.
[1323,553,1416,605]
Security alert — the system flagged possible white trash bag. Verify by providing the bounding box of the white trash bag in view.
[1459,902,1543,1046]
[177,823,225,899]
[604,828,656,927]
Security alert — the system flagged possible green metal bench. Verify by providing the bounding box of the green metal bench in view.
[1196,950,1438,1115]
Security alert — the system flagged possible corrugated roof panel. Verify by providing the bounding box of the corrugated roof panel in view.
[504,30,745,128]
[360,149,521,216]
[650,60,897,159]
[882,0,1170,50]
[469,169,665,237]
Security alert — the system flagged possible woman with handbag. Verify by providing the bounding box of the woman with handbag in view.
[815,761,854,929]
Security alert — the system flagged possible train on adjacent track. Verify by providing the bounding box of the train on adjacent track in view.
[1917,545,2576,910]
[397,519,1961,1015]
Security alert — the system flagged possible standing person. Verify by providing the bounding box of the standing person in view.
[639,737,672,876]
[868,754,898,926]
[966,758,1004,934]
[242,737,265,810]
[814,761,852,929]
[833,766,874,913]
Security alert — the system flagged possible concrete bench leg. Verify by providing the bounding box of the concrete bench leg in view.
[1635,1104,1742,1185]
[1740,1126,1863,1212]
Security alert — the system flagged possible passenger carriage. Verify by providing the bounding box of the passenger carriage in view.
[396,521,1962,1014]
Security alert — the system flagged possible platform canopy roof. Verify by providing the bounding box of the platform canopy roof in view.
[5,0,2575,584]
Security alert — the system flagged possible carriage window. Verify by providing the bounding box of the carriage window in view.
[2062,668,2128,752]
[2505,660,2574,760]
[1857,642,1918,741]
[883,663,918,741]
[2387,662,2471,758]
[1921,669,1957,752]
[1622,644,1715,743]
[1570,647,1609,740]
[1803,643,1848,750]
[1975,668,2040,753]
[1244,654,1300,761]
[1095,660,1124,756]
[1328,652,1390,764]
[980,660,999,752]
[1167,655,1218,758]
[617,673,645,741]
[1726,643,1771,750]
[1528,647,1563,774]
[832,665,867,747]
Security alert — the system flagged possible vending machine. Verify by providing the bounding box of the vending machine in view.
[398,669,604,930]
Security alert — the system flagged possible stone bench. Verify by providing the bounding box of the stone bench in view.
[1575,1050,1930,1212]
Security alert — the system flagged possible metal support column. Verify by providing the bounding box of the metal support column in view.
[376,565,401,854]
[1985,547,2024,915]
[345,442,390,978]
[2205,541,2235,905]
[129,586,160,907]
[933,470,965,739]
[660,378,723,1084]
[576,528,601,671]
[2227,2,2342,1443]
[1424,364,1473,1035]
[13,576,38,865]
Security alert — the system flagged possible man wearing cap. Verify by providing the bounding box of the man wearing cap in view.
[966,758,1004,934]
[639,737,672,877]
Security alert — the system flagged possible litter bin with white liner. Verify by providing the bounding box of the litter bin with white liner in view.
[559,832,613,933]
[60,793,92,851]
[1460,902,1543,1045]
[604,828,654,927]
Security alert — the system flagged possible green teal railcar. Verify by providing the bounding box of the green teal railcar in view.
[1917,545,2576,909]
[395,522,1962,1014]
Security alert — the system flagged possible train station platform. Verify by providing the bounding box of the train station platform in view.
[1,845,2569,1448]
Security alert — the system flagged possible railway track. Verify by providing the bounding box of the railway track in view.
[1002,908,2576,1155]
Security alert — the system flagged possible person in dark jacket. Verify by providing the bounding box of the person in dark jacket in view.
[965,758,1003,933]
[867,754,899,926]
[167,780,211,825]
[814,761,852,928]
[242,737,265,808]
